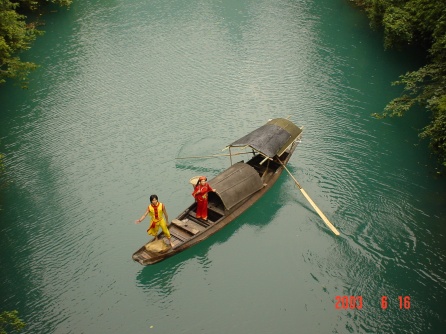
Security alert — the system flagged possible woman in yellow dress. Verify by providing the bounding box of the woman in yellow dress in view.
[135,194,173,248]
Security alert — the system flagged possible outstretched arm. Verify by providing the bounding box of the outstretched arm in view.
[135,209,149,224]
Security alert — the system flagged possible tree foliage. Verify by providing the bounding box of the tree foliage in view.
[0,0,71,87]
[0,310,26,334]
[354,0,446,167]
[0,0,39,86]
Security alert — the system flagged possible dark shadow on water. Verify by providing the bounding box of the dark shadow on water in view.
[174,161,225,176]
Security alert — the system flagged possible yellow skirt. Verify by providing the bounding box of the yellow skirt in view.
[147,218,170,239]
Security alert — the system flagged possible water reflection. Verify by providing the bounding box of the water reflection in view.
[136,260,184,297]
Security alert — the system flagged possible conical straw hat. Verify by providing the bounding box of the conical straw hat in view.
[189,176,201,185]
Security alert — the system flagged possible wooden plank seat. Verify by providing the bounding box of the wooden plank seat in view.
[168,228,188,242]
[207,203,224,216]
[171,219,205,235]
[187,211,213,227]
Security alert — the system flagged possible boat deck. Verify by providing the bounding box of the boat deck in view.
[132,118,303,265]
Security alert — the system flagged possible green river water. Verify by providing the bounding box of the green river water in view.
[1,0,445,333]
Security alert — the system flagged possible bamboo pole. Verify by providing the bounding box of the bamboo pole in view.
[279,161,340,236]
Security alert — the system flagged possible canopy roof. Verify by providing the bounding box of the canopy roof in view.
[208,162,263,210]
[227,118,302,158]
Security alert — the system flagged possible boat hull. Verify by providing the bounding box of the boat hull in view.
[132,119,302,265]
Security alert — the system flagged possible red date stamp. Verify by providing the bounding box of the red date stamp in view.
[335,296,411,310]
[334,296,363,309]
[381,296,411,309]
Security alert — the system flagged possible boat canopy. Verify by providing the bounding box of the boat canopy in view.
[227,118,302,158]
[208,162,263,211]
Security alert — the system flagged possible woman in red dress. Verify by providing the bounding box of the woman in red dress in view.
[192,176,217,220]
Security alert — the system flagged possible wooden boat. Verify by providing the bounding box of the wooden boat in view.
[132,118,303,265]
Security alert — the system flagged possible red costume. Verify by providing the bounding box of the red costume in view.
[192,178,215,220]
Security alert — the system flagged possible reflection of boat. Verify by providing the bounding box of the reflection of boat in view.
[132,118,303,265]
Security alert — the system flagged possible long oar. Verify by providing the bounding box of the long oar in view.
[279,161,340,236]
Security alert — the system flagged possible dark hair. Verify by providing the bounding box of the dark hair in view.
[149,194,158,201]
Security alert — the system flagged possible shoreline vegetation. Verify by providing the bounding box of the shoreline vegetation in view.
[0,310,26,333]
[0,0,444,169]
[0,0,72,184]
[350,0,445,169]
[0,0,72,87]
